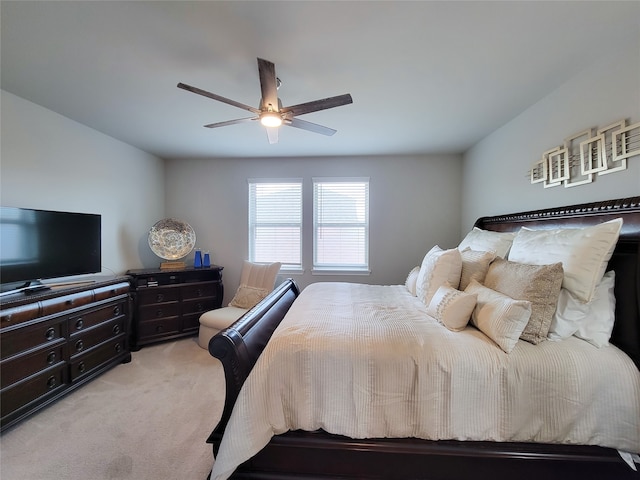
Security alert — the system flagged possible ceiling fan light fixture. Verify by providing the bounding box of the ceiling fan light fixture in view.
[260,112,282,128]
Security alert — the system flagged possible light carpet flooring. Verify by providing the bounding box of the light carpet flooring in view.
[0,337,225,480]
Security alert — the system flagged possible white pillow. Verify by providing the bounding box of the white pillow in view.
[507,218,622,303]
[458,227,515,259]
[427,284,477,331]
[465,279,532,353]
[404,266,420,296]
[459,248,497,291]
[573,271,616,347]
[416,246,462,306]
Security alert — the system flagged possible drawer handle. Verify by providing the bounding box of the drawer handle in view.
[47,376,57,389]
[66,299,75,306]
[46,351,57,365]
[155,309,164,318]
[155,325,164,333]
[112,324,121,335]
[45,327,56,341]
[114,343,122,353]
[156,293,165,302]
[195,288,203,297]
[196,303,203,311]
[75,340,84,352]
[75,318,84,330]
[78,362,86,373]
[113,305,121,316]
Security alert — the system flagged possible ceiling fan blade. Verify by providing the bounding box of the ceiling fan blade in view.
[177,82,260,114]
[281,93,353,117]
[257,58,279,111]
[203,117,258,129]
[266,127,279,144]
[285,118,337,136]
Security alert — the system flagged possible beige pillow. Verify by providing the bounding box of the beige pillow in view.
[484,258,563,344]
[458,227,515,259]
[416,246,462,306]
[427,284,477,331]
[459,248,497,290]
[404,266,420,296]
[507,218,622,303]
[229,284,270,309]
[465,279,532,353]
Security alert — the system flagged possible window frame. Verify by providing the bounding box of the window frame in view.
[312,177,370,274]
[248,178,303,271]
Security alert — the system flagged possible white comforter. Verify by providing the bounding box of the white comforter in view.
[210,282,640,480]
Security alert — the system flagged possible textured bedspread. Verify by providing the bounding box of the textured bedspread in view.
[210,282,640,480]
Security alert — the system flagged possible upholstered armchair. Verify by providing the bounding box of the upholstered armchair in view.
[197,260,281,349]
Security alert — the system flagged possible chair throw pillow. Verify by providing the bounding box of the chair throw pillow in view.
[229,284,270,309]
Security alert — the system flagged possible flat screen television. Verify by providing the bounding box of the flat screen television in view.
[0,206,101,294]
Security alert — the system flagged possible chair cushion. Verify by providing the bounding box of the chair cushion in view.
[199,306,249,330]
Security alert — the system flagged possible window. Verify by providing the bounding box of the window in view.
[248,179,302,269]
[313,178,369,272]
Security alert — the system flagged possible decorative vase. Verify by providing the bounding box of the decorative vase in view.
[194,250,203,268]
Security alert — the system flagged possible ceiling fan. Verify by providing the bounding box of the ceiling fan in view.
[177,58,353,144]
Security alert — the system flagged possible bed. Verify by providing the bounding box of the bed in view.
[206,196,640,480]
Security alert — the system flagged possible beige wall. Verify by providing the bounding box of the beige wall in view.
[165,154,463,303]
[461,40,640,230]
[1,90,166,276]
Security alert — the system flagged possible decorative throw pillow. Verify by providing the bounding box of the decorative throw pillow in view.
[458,227,516,259]
[459,248,497,291]
[229,284,270,309]
[465,280,532,353]
[573,271,616,348]
[416,246,462,307]
[427,284,477,331]
[549,271,616,344]
[484,258,563,344]
[405,266,420,296]
[507,218,622,303]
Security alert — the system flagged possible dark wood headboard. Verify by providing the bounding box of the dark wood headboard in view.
[475,196,640,369]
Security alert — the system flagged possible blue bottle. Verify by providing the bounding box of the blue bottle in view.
[203,251,211,268]
[194,249,203,268]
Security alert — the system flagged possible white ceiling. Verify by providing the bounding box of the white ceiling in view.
[2,1,639,160]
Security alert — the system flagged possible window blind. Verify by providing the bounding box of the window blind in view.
[248,180,302,268]
[313,178,369,271]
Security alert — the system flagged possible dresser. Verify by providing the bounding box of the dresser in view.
[127,266,223,349]
[0,276,131,432]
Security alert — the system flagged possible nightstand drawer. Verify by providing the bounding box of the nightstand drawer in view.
[137,317,180,340]
[181,282,218,300]
[139,303,180,322]
[137,288,180,305]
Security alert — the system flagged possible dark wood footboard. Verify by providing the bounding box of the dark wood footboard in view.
[207,278,300,440]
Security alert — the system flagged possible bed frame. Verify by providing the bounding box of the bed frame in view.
[207,196,640,480]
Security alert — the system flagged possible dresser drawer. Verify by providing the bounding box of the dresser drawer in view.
[0,343,66,388]
[139,302,179,322]
[137,288,180,306]
[1,302,40,328]
[93,282,130,302]
[68,300,127,333]
[181,312,202,332]
[1,364,67,418]
[182,297,218,316]
[1,318,66,361]
[137,317,180,340]
[181,282,218,301]
[68,335,127,382]
[70,319,126,356]
[40,291,94,317]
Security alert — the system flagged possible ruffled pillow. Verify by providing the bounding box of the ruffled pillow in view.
[404,266,420,296]
[427,284,477,331]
